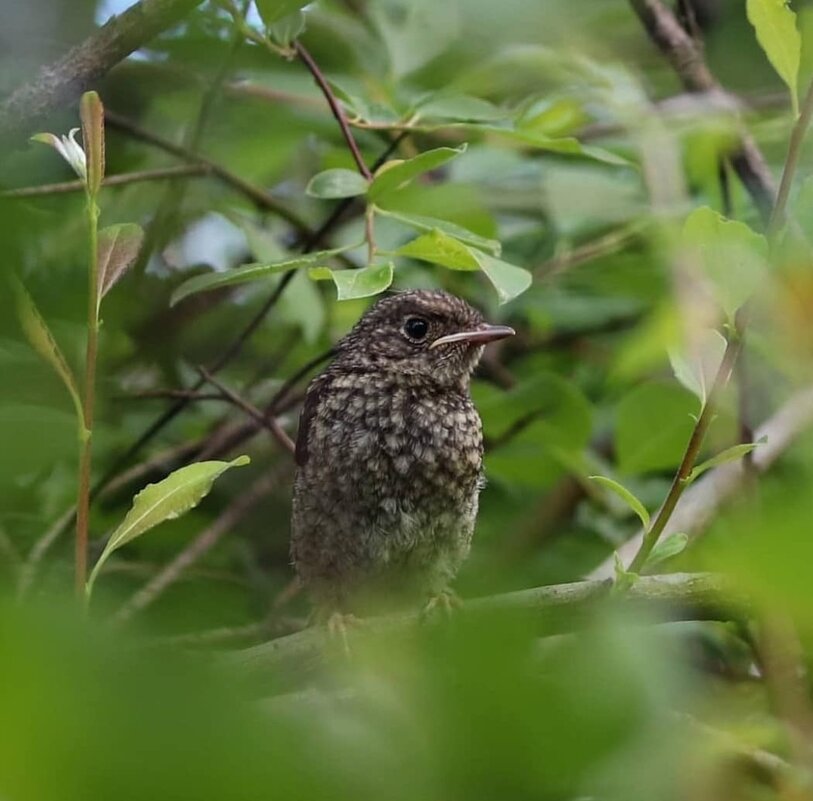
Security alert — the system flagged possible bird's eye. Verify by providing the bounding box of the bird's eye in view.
[404,316,429,340]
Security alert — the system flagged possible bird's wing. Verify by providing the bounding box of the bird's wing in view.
[294,373,330,467]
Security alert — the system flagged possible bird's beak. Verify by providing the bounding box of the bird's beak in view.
[429,323,515,349]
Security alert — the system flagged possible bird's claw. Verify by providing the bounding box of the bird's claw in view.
[325,611,361,656]
[420,589,462,622]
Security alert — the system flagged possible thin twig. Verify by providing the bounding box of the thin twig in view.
[293,41,373,180]
[2,165,207,198]
[113,468,284,623]
[105,110,314,235]
[197,366,295,455]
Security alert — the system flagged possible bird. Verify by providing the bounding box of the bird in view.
[290,289,514,637]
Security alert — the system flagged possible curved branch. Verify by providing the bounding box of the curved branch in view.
[227,572,737,687]
[0,0,205,144]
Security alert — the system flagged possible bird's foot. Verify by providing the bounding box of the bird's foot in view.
[420,588,463,622]
[324,611,362,656]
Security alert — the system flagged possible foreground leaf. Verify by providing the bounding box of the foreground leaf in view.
[375,207,501,255]
[368,145,467,200]
[170,247,354,306]
[687,440,764,482]
[306,168,369,199]
[310,262,394,299]
[645,533,689,570]
[11,278,84,428]
[255,0,309,26]
[395,229,480,270]
[79,91,105,196]
[589,475,651,530]
[86,456,250,598]
[747,0,801,116]
[98,223,144,301]
[668,329,727,403]
[472,252,533,303]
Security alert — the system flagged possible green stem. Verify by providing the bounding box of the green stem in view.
[627,329,743,574]
[75,194,100,596]
[365,205,376,264]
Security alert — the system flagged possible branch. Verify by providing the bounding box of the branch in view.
[2,164,207,198]
[629,0,776,222]
[293,42,372,180]
[228,573,737,687]
[197,366,295,455]
[0,0,205,144]
[105,110,315,236]
[590,385,813,579]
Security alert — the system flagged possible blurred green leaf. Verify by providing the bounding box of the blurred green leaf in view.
[414,93,505,123]
[668,329,727,403]
[170,247,355,306]
[616,382,698,475]
[255,0,310,27]
[375,207,501,255]
[395,229,480,270]
[310,262,394,299]
[86,456,250,597]
[747,0,801,116]
[681,206,769,318]
[369,145,467,201]
[267,9,306,45]
[11,278,83,428]
[473,252,533,303]
[589,475,651,529]
[79,91,104,196]
[645,532,689,569]
[98,223,144,301]
[306,168,369,199]
[687,440,764,482]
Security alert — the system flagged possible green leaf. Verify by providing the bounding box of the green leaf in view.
[310,262,394,299]
[616,382,699,475]
[645,533,689,570]
[255,0,309,27]
[86,456,250,598]
[414,93,505,123]
[368,145,467,201]
[472,252,533,304]
[681,207,769,318]
[668,329,728,403]
[395,229,480,270]
[11,278,84,429]
[747,0,801,116]
[589,475,651,530]
[97,223,144,301]
[306,168,369,199]
[79,91,104,196]
[687,440,765,482]
[267,9,306,46]
[374,207,501,255]
[170,247,354,306]
[474,125,629,167]
[613,552,639,591]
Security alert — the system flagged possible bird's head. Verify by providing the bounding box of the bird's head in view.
[335,290,514,386]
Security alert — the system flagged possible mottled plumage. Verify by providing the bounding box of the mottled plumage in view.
[290,290,513,615]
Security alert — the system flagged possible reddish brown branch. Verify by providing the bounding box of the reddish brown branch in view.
[294,42,372,180]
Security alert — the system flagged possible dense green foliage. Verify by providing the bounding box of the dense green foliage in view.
[3,0,813,798]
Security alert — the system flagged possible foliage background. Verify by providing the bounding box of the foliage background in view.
[2,0,813,799]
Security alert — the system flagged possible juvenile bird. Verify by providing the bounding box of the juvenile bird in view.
[290,290,514,633]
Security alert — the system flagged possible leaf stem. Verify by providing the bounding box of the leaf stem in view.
[75,193,100,595]
[768,77,813,238]
[627,328,743,574]
[365,205,376,264]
